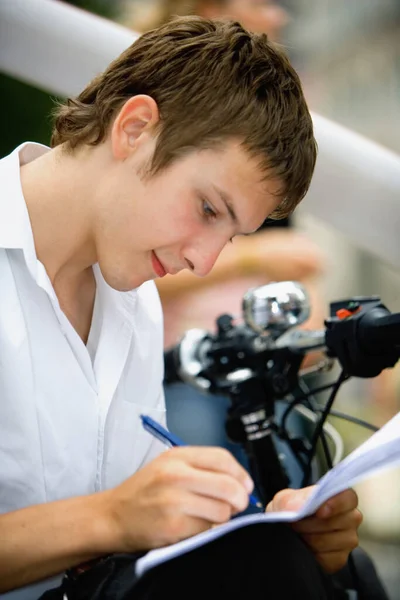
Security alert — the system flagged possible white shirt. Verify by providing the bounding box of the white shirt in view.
[0,143,166,599]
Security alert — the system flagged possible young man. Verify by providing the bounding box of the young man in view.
[0,16,363,600]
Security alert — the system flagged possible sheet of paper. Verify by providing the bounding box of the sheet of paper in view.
[135,410,400,578]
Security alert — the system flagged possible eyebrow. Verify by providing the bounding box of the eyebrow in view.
[212,185,238,224]
[212,185,259,237]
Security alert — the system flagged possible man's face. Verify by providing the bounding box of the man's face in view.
[94,138,281,292]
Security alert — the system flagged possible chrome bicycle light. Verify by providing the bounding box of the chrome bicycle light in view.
[242,281,311,337]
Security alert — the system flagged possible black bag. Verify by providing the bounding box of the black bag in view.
[39,554,145,600]
[39,524,389,600]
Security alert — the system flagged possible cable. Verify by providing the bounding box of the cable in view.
[277,406,343,477]
[283,387,379,434]
[281,379,364,595]
[286,383,363,595]
[280,381,337,479]
[301,369,348,487]
[281,380,338,432]
[298,378,333,471]
[280,379,361,594]
[279,376,378,479]
[325,410,379,432]
[292,405,344,466]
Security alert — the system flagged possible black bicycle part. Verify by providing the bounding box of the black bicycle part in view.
[163,294,400,505]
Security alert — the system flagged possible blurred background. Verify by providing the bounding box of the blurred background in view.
[1,0,400,596]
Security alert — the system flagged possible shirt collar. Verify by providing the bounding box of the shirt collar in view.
[0,142,50,279]
[0,142,140,316]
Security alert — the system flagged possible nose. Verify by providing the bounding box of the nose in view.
[184,237,227,277]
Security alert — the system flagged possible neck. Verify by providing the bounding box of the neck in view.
[20,144,97,292]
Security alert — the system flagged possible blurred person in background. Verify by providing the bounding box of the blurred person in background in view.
[123,0,289,39]
[121,0,328,477]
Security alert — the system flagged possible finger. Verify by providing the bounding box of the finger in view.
[314,550,353,574]
[292,509,363,534]
[158,455,250,513]
[181,491,235,524]
[186,468,250,513]
[300,528,359,554]
[156,493,236,546]
[266,485,315,513]
[167,446,254,492]
[315,489,359,519]
[158,513,215,547]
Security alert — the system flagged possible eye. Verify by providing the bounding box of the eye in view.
[200,195,234,243]
[201,198,217,221]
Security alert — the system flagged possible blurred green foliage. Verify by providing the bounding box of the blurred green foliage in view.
[0,0,119,156]
[65,0,118,20]
[0,74,59,155]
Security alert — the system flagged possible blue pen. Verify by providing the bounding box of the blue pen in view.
[140,414,262,508]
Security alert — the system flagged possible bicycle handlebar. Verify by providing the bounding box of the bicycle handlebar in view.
[163,282,400,504]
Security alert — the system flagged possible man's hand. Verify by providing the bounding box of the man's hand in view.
[266,486,363,573]
[0,448,253,593]
[99,447,254,554]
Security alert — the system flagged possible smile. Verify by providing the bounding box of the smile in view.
[151,251,167,277]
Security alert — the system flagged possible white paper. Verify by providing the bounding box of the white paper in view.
[135,410,400,578]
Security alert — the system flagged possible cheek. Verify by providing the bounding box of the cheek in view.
[172,211,206,242]
[155,200,203,241]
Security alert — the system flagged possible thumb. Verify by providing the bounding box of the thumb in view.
[266,486,314,513]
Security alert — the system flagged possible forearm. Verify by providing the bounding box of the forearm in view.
[0,492,115,593]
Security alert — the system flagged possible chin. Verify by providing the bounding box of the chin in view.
[110,275,151,292]
[98,264,148,292]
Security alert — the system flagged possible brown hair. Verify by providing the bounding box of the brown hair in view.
[51,16,317,218]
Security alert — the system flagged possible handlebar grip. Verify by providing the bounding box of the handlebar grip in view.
[358,309,400,352]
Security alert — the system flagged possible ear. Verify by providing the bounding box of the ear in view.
[110,95,160,160]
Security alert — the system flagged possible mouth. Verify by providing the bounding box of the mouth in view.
[151,251,167,278]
